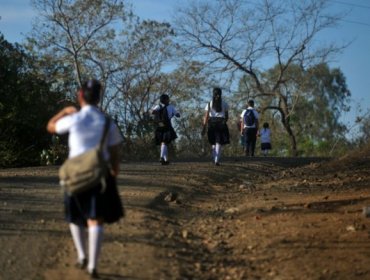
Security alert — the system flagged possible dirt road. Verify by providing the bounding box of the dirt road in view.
[0,153,369,280]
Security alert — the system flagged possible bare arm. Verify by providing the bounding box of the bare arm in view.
[47,106,77,134]
[201,109,209,135]
[203,110,209,126]
[108,143,122,177]
[240,115,244,134]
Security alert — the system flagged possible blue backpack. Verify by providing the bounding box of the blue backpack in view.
[244,109,255,127]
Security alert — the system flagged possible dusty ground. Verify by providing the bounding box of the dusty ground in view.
[0,146,370,280]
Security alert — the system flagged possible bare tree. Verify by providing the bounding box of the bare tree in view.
[174,0,345,156]
[28,0,130,89]
[26,0,177,147]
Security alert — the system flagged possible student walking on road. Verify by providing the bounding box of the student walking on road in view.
[259,122,272,156]
[202,87,230,166]
[151,94,180,165]
[47,79,124,278]
[240,100,259,157]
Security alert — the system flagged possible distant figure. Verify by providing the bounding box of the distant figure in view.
[151,94,180,165]
[259,122,272,156]
[240,100,259,157]
[202,87,230,166]
[47,79,124,278]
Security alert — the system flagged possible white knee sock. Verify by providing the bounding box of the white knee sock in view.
[88,225,104,271]
[215,143,222,163]
[69,223,87,262]
[211,145,216,160]
[161,144,168,161]
[160,144,165,159]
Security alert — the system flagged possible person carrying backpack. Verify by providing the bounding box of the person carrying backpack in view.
[151,94,180,165]
[202,87,230,166]
[240,99,259,157]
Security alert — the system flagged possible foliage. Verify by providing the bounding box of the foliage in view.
[27,0,182,156]
[28,0,129,87]
[248,63,351,156]
[0,34,64,167]
[353,111,370,148]
[40,135,68,165]
[174,0,348,156]
[15,0,356,160]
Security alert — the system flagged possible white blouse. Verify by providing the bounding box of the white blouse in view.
[151,104,179,119]
[205,101,229,118]
[55,105,122,159]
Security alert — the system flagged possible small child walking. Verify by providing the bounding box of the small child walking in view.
[259,122,272,156]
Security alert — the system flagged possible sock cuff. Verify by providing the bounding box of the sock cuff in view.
[88,225,104,233]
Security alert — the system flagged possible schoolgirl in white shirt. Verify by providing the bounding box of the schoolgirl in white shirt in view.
[47,79,124,278]
[203,87,230,166]
[151,94,180,165]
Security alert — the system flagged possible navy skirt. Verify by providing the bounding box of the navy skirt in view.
[64,173,124,226]
[261,142,272,150]
[154,125,177,145]
[207,118,230,145]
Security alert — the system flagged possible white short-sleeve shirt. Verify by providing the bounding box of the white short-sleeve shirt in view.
[55,105,122,159]
[152,104,178,119]
[240,107,259,128]
[205,101,229,118]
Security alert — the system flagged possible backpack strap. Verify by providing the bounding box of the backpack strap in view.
[98,117,110,151]
[98,117,111,193]
[162,104,170,120]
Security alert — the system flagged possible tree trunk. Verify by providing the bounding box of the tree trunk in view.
[278,97,298,157]
[283,120,298,157]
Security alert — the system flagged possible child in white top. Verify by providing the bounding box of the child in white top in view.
[259,122,272,156]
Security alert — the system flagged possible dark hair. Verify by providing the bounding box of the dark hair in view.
[248,99,254,107]
[81,79,101,105]
[160,94,169,105]
[212,87,222,112]
[263,122,269,129]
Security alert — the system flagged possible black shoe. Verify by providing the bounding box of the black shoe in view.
[88,268,99,279]
[75,258,87,270]
[163,160,170,165]
[160,157,165,165]
[215,162,220,166]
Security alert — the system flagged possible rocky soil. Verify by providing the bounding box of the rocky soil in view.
[0,146,369,280]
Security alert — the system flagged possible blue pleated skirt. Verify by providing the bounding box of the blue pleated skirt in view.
[64,173,124,226]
